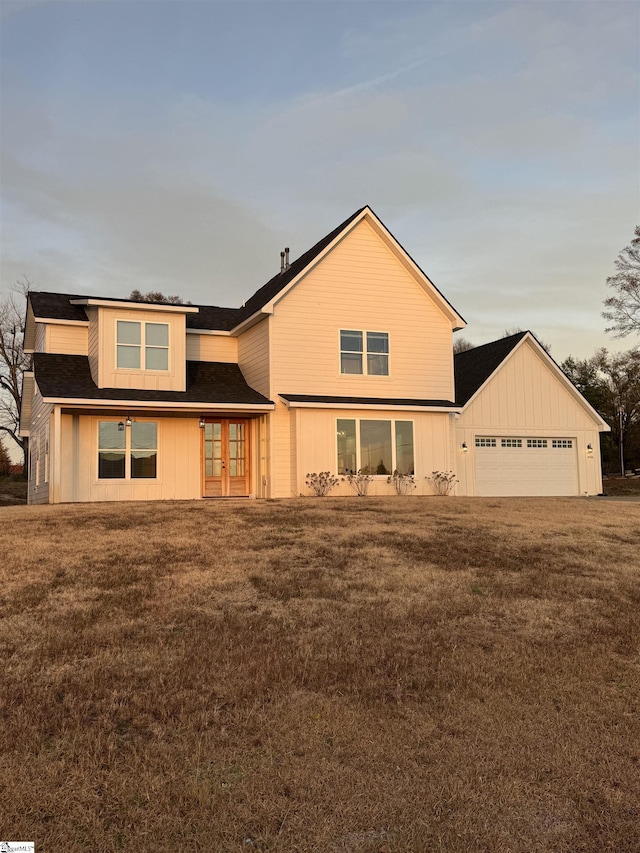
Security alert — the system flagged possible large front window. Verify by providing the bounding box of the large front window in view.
[117,321,169,370]
[340,330,389,375]
[337,418,414,475]
[98,421,158,479]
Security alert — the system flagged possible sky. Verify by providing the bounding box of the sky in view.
[1,0,639,361]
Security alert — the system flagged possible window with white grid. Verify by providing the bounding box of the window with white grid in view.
[501,438,522,448]
[475,437,497,447]
[527,439,548,448]
[552,439,573,449]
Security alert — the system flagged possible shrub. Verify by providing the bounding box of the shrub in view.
[305,471,339,497]
[426,470,458,496]
[342,470,373,496]
[387,470,416,495]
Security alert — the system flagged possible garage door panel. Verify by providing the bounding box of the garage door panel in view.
[475,438,579,496]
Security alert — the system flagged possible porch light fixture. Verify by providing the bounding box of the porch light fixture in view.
[118,422,125,432]
[125,416,132,428]
[461,442,468,453]
[199,416,206,429]
[586,443,593,455]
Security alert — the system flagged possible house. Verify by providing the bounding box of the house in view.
[19,206,609,504]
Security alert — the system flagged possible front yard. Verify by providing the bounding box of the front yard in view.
[1,497,639,852]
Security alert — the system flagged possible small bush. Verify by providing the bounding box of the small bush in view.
[305,472,339,497]
[387,470,416,495]
[342,470,373,496]
[426,470,458,496]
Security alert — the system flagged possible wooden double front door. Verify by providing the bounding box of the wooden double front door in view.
[202,419,250,497]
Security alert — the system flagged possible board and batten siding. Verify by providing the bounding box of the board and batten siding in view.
[186,333,238,363]
[94,307,187,392]
[455,339,604,496]
[59,414,202,503]
[293,407,453,497]
[269,219,455,401]
[27,386,53,505]
[47,323,89,355]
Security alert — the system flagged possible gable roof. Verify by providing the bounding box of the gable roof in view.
[26,206,465,332]
[235,205,465,329]
[32,353,273,406]
[235,207,367,323]
[454,331,610,430]
[454,332,526,406]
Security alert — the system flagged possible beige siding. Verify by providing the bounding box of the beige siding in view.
[274,406,452,498]
[269,219,455,401]
[96,307,187,391]
[19,374,35,436]
[47,323,89,355]
[456,339,604,496]
[186,333,237,363]
[238,319,269,397]
[35,323,47,353]
[60,414,203,503]
[27,386,53,505]
[87,307,100,385]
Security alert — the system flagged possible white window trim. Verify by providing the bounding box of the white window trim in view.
[97,419,160,482]
[339,329,390,377]
[115,319,170,372]
[335,417,414,476]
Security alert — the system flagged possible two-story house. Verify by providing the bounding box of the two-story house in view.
[20,206,609,504]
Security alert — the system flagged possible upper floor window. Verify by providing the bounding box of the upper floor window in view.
[117,321,169,370]
[340,330,389,375]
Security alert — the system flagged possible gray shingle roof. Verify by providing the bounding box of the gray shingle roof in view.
[454,332,527,406]
[280,394,457,408]
[33,353,273,406]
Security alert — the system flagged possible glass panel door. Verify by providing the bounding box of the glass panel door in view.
[202,419,250,497]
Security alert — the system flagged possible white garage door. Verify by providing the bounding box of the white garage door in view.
[474,437,579,496]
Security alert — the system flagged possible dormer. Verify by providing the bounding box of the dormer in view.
[69,298,199,392]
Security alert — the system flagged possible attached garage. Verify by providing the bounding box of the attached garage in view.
[454,333,610,497]
[473,436,579,496]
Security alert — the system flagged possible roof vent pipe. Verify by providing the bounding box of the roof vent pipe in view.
[284,247,290,270]
[280,251,285,273]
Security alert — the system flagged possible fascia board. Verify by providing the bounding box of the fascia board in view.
[281,399,460,413]
[70,299,199,314]
[40,397,274,412]
[185,328,232,337]
[34,317,89,327]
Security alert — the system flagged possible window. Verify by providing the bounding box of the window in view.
[98,421,158,479]
[552,439,573,449]
[337,419,413,475]
[475,437,497,447]
[340,330,389,375]
[501,438,522,448]
[527,439,548,448]
[117,321,169,370]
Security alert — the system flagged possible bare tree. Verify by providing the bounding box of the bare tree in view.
[603,225,640,338]
[0,278,31,470]
[453,336,474,354]
[562,347,640,473]
[503,327,551,354]
[130,290,187,305]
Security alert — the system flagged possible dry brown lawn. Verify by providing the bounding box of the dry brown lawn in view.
[1,497,639,852]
